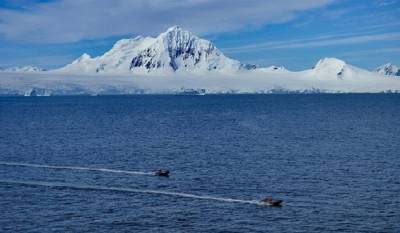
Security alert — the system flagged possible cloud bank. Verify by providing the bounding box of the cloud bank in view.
[0,0,332,43]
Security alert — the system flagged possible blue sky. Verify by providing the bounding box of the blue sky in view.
[0,0,399,70]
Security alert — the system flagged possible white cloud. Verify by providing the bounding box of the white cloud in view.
[376,0,398,6]
[0,0,332,43]
[223,32,400,53]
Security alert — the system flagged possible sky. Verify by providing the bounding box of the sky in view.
[0,0,399,71]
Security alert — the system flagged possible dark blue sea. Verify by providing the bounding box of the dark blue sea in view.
[0,95,399,233]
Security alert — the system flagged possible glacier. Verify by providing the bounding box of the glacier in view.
[1,26,400,95]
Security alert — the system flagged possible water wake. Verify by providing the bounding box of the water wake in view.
[0,179,260,205]
[0,162,153,176]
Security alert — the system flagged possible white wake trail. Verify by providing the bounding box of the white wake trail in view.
[0,179,260,205]
[0,162,153,176]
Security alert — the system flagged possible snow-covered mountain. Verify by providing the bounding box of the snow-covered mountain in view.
[0,65,45,72]
[311,57,347,78]
[59,26,244,74]
[375,63,400,76]
[301,57,385,83]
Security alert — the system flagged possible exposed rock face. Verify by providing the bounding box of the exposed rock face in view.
[375,63,400,77]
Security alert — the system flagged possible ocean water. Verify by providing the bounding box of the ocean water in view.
[0,95,399,233]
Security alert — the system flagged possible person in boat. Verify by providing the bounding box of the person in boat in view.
[155,169,170,177]
[260,197,283,206]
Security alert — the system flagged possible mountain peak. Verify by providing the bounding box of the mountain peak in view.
[312,58,348,78]
[166,25,182,32]
[128,26,240,73]
[376,63,400,76]
[158,26,197,44]
[162,26,192,36]
[132,35,144,40]
[79,53,91,61]
[314,58,346,70]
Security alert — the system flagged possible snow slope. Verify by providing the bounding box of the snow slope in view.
[375,63,400,77]
[0,66,45,72]
[257,65,289,73]
[1,58,400,96]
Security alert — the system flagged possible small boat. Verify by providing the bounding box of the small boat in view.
[155,169,170,177]
[260,197,283,207]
